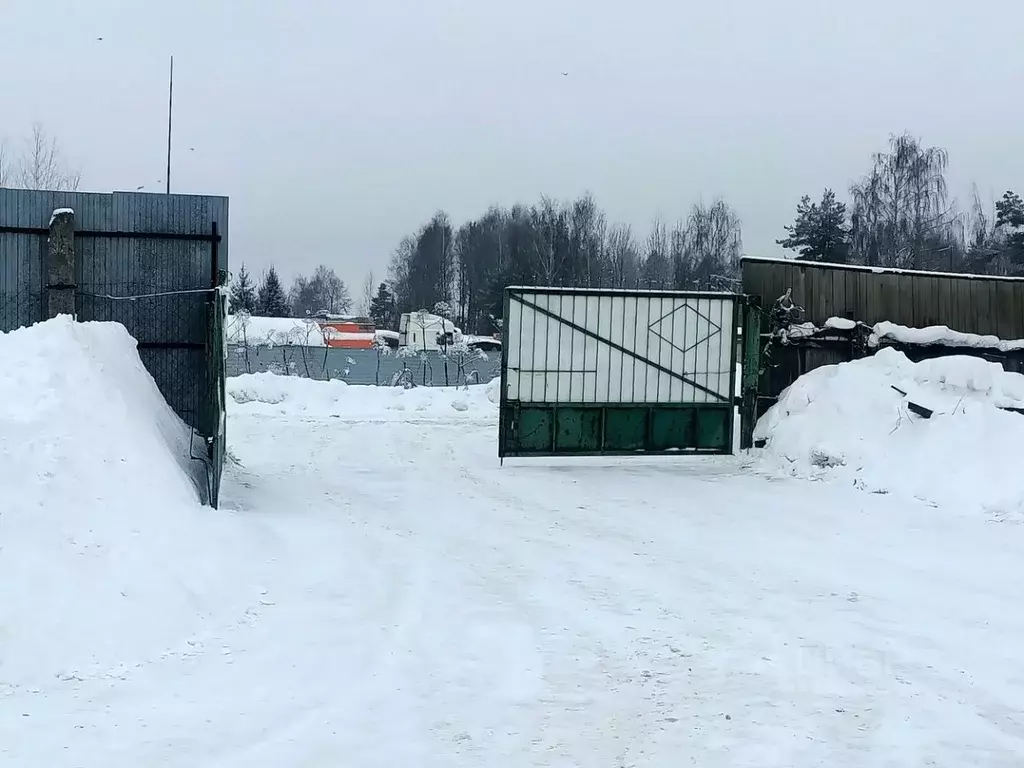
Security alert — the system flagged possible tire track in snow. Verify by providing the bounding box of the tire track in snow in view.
[383,428,860,763]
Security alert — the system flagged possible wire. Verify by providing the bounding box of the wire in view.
[77,287,219,301]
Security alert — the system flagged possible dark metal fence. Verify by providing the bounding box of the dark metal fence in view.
[742,256,1024,338]
[753,322,1024,424]
[742,256,1024,422]
[0,189,229,507]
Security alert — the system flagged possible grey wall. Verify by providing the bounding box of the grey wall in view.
[228,344,501,387]
[0,189,229,431]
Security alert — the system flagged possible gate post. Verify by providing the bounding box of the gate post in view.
[739,295,762,450]
[46,208,76,319]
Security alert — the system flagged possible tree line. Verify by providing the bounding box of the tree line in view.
[229,263,354,319]
[375,196,744,335]
[232,195,746,334]
[11,123,1018,335]
[780,133,1024,275]
[366,131,1022,334]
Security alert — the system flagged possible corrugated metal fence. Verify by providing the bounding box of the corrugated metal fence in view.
[0,188,229,505]
[741,257,1024,422]
[742,256,1024,338]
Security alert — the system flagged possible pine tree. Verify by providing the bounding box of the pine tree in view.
[778,189,850,263]
[996,191,1024,237]
[368,282,395,328]
[996,191,1024,272]
[229,264,258,314]
[256,265,290,317]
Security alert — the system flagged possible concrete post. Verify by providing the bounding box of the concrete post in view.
[46,208,76,319]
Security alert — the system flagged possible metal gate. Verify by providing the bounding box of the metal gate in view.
[499,287,748,458]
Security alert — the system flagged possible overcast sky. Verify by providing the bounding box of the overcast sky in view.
[3,0,1022,293]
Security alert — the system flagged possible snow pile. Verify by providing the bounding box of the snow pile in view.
[870,321,1024,352]
[0,316,255,689]
[753,348,1024,517]
[824,316,857,331]
[227,371,501,421]
[779,315,1024,353]
[49,207,74,226]
[0,316,201,508]
[775,317,859,342]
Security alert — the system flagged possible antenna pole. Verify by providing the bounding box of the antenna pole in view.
[166,55,173,194]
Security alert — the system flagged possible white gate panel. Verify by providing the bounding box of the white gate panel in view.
[505,289,736,405]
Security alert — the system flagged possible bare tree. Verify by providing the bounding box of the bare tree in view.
[960,185,1020,274]
[359,271,375,316]
[605,224,640,288]
[670,220,690,287]
[640,218,672,288]
[679,200,743,289]
[398,213,454,312]
[387,235,417,314]
[0,140,10,187]
[849,133,954,269]
[568,193,602,286]
[532,196,568,284]
[967,185,992,252]
[453,208,504,332]
[316,264,351,313]
[15,123,81,191]
[386,192,741,330]
[290,264,352,317]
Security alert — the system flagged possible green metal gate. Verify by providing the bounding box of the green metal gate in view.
[499,287,759,458]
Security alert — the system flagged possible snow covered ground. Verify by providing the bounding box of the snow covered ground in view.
[5,319,1024,766]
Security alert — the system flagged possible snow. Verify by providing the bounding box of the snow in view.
[226,314,328,346]
[226,371,500,419]
[779,321,819,340]
[0,317,259,698]
[325,331,375,341]
[825,316,858,330]
[753,347,1024,517]
[463,333,501,346]
[742,254,1024,283]
[48,207,74,226]
[776,316,1024,353]
[8,327,1024,765]
[871,320,1024,352]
